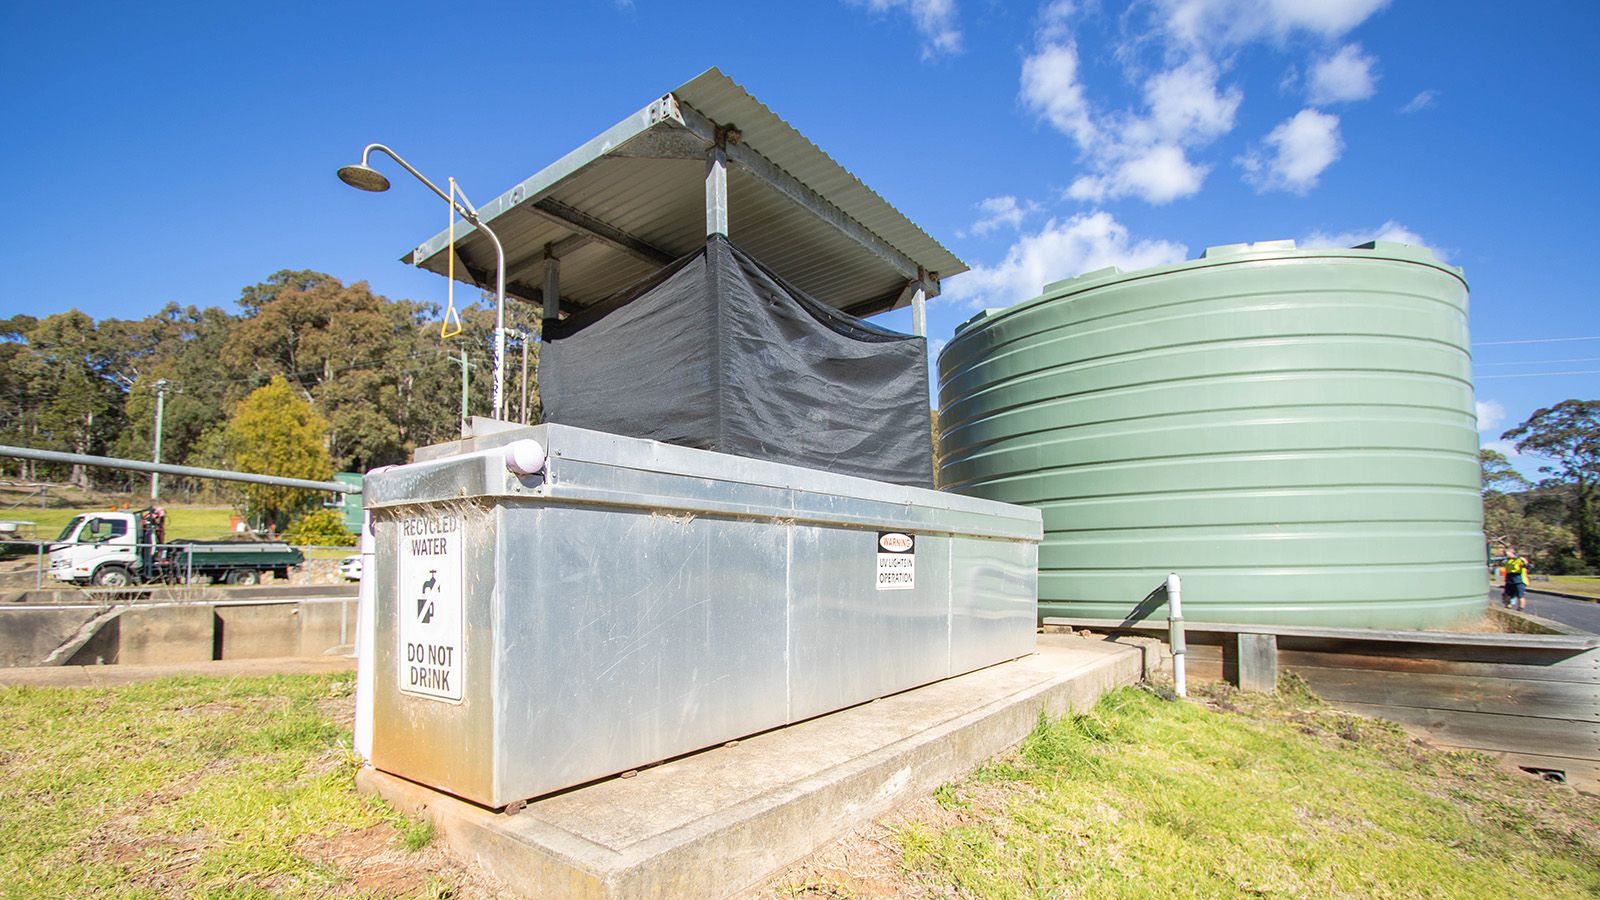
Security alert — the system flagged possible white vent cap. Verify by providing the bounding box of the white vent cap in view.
[504,439,547,476]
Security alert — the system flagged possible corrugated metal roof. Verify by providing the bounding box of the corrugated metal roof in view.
[406,68,965,316]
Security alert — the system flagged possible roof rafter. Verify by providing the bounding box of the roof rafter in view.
[524,199,676,269]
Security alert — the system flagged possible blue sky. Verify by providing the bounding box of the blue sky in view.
[1,1,1595,475]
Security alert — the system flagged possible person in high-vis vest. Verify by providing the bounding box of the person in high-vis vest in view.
[1503,551,1531,611]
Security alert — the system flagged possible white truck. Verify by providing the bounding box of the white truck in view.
[49,508,304,587]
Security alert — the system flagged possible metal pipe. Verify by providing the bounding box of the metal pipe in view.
[1167,572,1186,698]
[354,144,507,421]
[0,445,357,494]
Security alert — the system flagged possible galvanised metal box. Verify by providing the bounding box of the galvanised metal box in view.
[363,423,1041,808]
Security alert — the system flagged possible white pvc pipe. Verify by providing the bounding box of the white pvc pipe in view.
[1167,572,1187,698]
[353,507,376,760]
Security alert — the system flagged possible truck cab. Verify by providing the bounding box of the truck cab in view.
[49,511,144,586]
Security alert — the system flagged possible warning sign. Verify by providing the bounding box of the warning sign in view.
[876,530,915,591]
[397,512,464,702]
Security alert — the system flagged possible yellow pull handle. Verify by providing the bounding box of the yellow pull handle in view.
[440,177,464,339]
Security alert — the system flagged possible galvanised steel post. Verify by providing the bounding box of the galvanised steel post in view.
[151,379,168,500]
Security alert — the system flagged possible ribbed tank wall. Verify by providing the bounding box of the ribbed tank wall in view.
[937,241,1483,629]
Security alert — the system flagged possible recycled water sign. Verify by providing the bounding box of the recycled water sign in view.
[397,512,464,702]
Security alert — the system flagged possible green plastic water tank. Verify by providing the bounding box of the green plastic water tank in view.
[938,240,1483,629]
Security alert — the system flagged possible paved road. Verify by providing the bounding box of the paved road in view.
[1489,589,1600,634]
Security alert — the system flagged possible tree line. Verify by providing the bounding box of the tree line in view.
[8,273,1595,566]
[0,269,539,504]
[1483,399,1600,574]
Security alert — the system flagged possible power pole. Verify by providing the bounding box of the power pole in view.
[151,379,169,500]
[450,350,470,436]
[519,329,531,425]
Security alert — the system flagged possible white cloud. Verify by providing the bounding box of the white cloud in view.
[965,196,1042,237]
[1138,56,1243,145]
[1020,42,1100,147]
[1022,43,1237,204]
[1481,439,1521,459]
[1022,1,1384,206]
[1400,89,1437,113]
[1301,219,1447,261]
[1239,109,1342,194]
[1161,0,1390,47]
[855,0,963,58]
[1307,44,1377,104]
[942,211,1187,309]
[1476,400,1506,434]
[1068,144,1207,204]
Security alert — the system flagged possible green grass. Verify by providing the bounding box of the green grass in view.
[12,670,1597,898]
[399,816,436,852]
[5,504,355,550]
[1544,575,1600,599]
[0,672,458,898]
[890,681,1600,898]
[7,505,240,541]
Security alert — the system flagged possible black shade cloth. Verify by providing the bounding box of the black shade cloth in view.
[542,236,933,487]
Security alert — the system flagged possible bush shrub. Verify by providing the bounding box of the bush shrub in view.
[282,508,355,547]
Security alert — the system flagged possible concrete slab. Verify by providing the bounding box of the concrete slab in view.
[117,604,215,665]
[297,598,359,657]
[0,605,102,666]
[358,634,1140,899]
[215,604,299,659]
